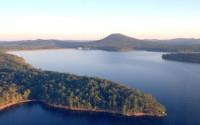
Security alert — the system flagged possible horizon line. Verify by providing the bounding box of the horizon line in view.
[1,33,200,42]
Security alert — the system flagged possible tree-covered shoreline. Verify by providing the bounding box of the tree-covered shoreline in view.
[162,53,200,63]
[0,51,166,117]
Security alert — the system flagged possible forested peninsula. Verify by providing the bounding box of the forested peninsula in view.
[0,51,166,117]
[162,53,200,63]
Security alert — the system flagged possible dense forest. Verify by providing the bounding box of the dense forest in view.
[162,53,200,63]
[0,33,200,52]
[0,51,166,117]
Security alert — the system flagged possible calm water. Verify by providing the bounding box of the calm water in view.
[3,49,200,125]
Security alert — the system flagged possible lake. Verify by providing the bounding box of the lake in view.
[2,49,200,125]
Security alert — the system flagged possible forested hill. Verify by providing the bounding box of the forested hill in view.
[0,51,166,117]
[84,34,200,52]
[0,33,200,52]
[83,33,151,51]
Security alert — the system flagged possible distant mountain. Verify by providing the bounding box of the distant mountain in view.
[83,33,157,51]
[145,38,200,45]
[83,34,200,52]
[89,33,150,46]
[1,33,200,52]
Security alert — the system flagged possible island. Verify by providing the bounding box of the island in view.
[0,50,166,117]
[162,53,200,63]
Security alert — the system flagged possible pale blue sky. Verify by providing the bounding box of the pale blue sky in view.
[0,0,200,40]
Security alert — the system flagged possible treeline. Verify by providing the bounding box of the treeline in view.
[162,53,200,63]
[0,51,166,116]
[0,40,84,50]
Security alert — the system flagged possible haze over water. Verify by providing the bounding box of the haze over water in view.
[2,49,200,125]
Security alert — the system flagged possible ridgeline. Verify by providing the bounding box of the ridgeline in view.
[1,33,200,52]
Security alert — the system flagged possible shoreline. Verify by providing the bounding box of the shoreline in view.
[6,48,76,52]
[46,103,153,117]
[163,58,200,63]
[0,100,162,117]
[0,100,35,110]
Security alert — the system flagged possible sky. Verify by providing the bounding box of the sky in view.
[0,0,200,41]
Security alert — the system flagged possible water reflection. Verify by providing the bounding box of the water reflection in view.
[0,102,164,125]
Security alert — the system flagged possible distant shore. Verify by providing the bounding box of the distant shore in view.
[6,48,76,52]
[0,100,161,117]
[162,53,200,64]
